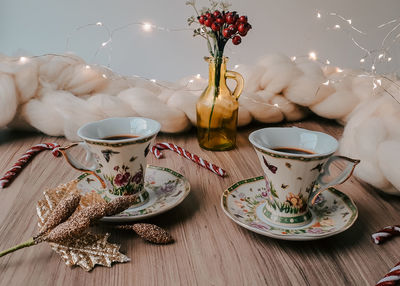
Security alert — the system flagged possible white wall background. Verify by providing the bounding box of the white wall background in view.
[1,0,399,81]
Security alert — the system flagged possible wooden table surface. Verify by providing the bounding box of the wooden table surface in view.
[0,119,399,286]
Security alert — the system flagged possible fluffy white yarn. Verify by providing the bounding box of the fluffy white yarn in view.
[0,53,399,195]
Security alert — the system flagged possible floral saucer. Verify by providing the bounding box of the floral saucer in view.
[221,176,358,241]
[77,165,190,222]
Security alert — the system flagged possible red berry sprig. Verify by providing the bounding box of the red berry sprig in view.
[196,10,252,47]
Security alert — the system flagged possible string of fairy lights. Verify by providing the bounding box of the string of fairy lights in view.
[8,8,400,105]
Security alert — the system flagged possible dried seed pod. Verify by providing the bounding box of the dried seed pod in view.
[105,195,137,216]
[116,223,174,244]
[38,192,81,236]
[43,204,106,244]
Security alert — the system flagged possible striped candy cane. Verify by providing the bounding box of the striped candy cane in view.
[376,262,400,286]
[372,226,400,245]
[151,142,227,177]
[0,143,61,189]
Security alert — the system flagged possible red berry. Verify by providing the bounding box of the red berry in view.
[238,29,247,37]
[237,23,246,33]
[228,24,237,33]
[211,22,220,31]
[239,15,248,24]
[204,18,213,27]
[198,15,206,25]
[226,14,235,24]
[222,28,231,38]
[232,35,241,45]
[205,12,212,19]
[215,16,225,24]
[213,10,221,18]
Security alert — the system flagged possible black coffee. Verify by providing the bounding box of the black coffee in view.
[103,134,139,140]
[273,147,315,155]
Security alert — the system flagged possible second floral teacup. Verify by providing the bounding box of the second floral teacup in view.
[249,127,359,227]
[60,117,161,207]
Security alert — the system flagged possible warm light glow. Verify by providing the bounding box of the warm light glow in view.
[189,79,194,83]
[150,79,156,82]
[372,65,376,71]
[322,80,330,85]
[376,79,382,86]
[378,54,384,59]
[234,64,239,69]
[360,58,365,63]
[196,74,201,79]
[326,59,330,64]
[317,12,321,18]
[85,65,91,69]
[336,67,343,73]
[142,22,153,32]
[19,56,28,63]
[273,103,279,108]
[388,57,392,62]
[102,74,107,79]
[96,22,103,26]
[101,42,108,47]
[308,52,317,61]
[290,56,296,61]
[334,24,341,29]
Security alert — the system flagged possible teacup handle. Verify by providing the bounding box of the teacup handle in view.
[310,155,360,205]
[59,142,106,188]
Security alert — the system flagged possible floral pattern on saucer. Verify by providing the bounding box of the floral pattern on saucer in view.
[77,165,191,222]
[221,176,358,241]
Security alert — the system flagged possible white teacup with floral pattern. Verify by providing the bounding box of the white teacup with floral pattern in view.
[249,127,359,227]
[60,117,160,207]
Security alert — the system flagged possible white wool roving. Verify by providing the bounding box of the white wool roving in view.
[0,53,398,194]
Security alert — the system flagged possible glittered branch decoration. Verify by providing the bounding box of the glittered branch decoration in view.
[0,181,136,271]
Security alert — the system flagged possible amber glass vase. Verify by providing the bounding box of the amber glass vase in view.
[196,56,244,151]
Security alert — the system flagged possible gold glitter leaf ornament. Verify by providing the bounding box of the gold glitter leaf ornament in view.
[50,233,130,271]
[35,180,130,271]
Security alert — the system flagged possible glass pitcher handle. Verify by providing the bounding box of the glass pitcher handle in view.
[226,70,244,100]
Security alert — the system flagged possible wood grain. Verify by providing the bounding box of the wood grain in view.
[0,119,399,286]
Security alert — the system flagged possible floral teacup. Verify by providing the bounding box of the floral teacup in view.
[60,117,160,207]
[249,127,359,227]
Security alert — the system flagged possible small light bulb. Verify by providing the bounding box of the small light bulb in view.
[388,57,392,62]
[196,74,201,79]
[347,19,352,24]
[142,22,153,32]
[150,79,156,83]
[322,80,330,85]
[308,52,317,61]
[372,65,376,71]
[378,54,384,59]
[360,58,365,63]
[96,22,103,26]
[376,79,382,86]
[273,103,279,108]
[334,24,341,29]
[189,79,194,83]
[85,65,91,69]
[291,56,296,61]
[336,67,343,73]
[102,74,107,79]
[19,56,28,63]
[234,64,239,69]
[326,59,330,65]
[317,12,321,18]
[101,42,108,47]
